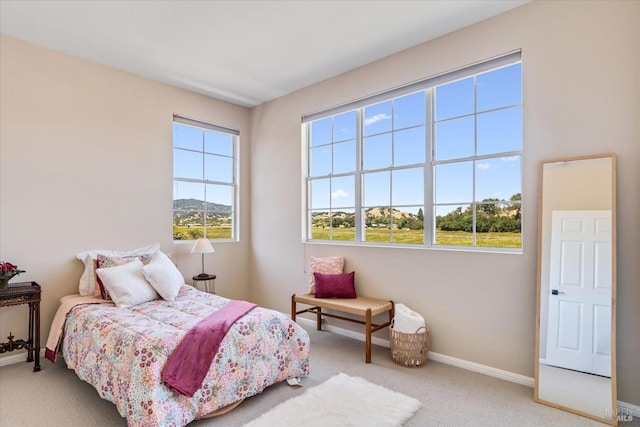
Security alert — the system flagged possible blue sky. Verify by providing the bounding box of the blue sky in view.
[309,63,522,215]
[173,125,234,207]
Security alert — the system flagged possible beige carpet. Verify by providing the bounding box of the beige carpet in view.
[1,323,635,426]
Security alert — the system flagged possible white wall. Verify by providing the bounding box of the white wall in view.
[248,1,640,406]
[0,34,252,352]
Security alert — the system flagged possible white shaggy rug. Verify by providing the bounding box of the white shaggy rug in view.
[244,373,421,427]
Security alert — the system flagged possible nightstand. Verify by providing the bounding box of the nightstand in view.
[192,274,217,294]
[0,281,41,372]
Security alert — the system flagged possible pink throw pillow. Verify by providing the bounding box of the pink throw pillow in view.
[309,256,344,294]
[313,272,356,299]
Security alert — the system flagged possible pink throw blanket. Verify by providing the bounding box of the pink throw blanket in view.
[162,300,257,397]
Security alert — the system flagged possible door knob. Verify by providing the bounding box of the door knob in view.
[551,289,565,295]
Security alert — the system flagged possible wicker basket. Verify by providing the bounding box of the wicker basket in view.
[389,321,430,368]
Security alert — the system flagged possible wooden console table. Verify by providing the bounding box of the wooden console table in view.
[0,281,41,372]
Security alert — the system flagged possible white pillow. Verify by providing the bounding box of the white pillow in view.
[96,258,159,308]
[76,243,160,296]
[142,251,185,301]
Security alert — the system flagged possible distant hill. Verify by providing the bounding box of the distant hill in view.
[312,207,423,230]
[173,198,231,225]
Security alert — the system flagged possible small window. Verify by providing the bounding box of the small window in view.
[172,115,238,241]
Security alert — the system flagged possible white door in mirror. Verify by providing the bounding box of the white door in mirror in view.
[545,210,612,377]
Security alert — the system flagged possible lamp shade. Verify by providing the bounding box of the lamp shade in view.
[190,238,215,254]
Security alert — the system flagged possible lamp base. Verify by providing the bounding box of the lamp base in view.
[196,273,210,278]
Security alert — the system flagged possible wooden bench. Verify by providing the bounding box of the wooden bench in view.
[291,293,394,363]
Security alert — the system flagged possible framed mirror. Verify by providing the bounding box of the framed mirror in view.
[535,154,617,425]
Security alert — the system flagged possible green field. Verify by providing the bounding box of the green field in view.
[173,225,232,240]
[175,225,521,248]
[311,227,521,248]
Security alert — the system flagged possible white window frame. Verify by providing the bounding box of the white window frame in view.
[302,51,522,252]
[173,114,239,242]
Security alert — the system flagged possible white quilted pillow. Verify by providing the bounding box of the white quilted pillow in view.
[96,258,159,308]
[308,256,344,294]
[142,251,185,301]
[76,243,160,296]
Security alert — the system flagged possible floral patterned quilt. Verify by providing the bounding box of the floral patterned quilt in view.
[61,286,310,427]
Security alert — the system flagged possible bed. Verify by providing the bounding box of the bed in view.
[53,285,310,427]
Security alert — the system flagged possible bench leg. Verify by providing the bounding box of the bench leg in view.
[317,307,322,330]
[291,294,296,321]
[365,308,372,363]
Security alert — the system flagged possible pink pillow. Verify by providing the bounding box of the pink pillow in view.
[309,256,344,294]
[313,272,356,298]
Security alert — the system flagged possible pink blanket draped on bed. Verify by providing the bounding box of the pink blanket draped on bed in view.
[162,300,257,397]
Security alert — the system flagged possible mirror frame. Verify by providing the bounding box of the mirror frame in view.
[534,153,617,425]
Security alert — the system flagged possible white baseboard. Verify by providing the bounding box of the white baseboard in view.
[295,316,533,386]
[0,349,46,368]
[295,316,637,417]
[617,401,640,419]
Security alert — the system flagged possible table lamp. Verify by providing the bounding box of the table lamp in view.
[190,237,215,278]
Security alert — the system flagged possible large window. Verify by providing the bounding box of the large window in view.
[304,53,522,250]
[173,115,238,241]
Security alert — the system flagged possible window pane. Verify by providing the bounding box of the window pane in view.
[333,140,356,174]
[310,145,331,176]
[204,185,234,239]
[394,92,426,129]
[435,162,473,204]
[333,111,356,142]
[394,126,425,166]
[435,116,475,160]
[392,167,423,206]
[364,207,391,243]
[364,100,392,136]
[331,175,355,208]
[173,182,205,240]
[204,131,233,156]
[173,124,202,151]
[310,117,332,147]
[477,107,522,155]
[331,209,355,241]
[392,206,424,245]
[310,210,330,239]
[173,210,204,240]
[174,148,202,180]
[363,134,392,170]
[435,77,474,121]
[310,178,330,209]
[363,171,390,207]
[476,202,521,248]
[477,63,521,112]
[204,154,233,183]
[173,180,204,204]
[435,205,473,246]
[475,156,521,202]
[205,184,233,209]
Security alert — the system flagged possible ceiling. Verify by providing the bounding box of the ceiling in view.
[0,1,529,107]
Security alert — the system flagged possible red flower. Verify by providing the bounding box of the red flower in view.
[0,261,26,283]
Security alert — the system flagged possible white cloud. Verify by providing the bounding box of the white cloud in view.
[502,156,519,162]
[364,113,391,126]
[331,189,349,199]
[477,163,491,170]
